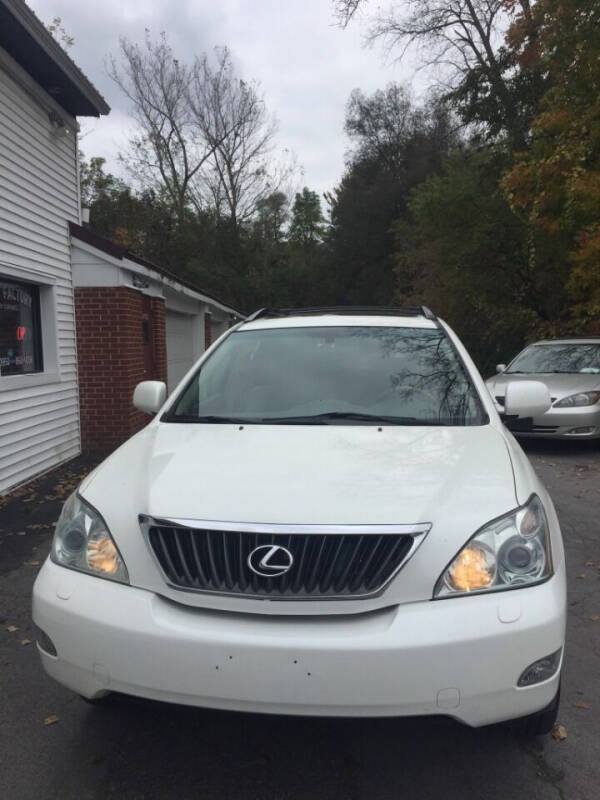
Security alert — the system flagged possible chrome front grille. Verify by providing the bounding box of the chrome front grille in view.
[142,519,429,600]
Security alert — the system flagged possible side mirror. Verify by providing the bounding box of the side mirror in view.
[133,381,167,415]
[496,363,507,373]
[504,381,551,418]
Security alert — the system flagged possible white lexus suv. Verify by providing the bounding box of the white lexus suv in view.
[33,307,566,735]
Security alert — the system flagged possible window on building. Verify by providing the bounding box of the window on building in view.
[0,278,43,376]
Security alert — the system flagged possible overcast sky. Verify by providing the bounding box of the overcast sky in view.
[28,0,420,197]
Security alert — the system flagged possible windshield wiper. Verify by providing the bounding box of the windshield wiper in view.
[166,414,262,424]
[257,411,423,425]
[166,411,444,426]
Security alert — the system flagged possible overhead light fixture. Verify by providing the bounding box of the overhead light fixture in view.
[48,109,70,136]
[132,273,150,289]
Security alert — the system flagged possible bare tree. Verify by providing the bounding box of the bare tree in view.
[333,0,362,27]
[110,36,264,223]
[334,1,537,146]
[110,34,196,221]
[189,48,294,229]
[345,84,425,173]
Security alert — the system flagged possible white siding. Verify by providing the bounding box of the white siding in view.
[0,63,81,493]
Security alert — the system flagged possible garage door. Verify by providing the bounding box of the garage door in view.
[166,311,194,391]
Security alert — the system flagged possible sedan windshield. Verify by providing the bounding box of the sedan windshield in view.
[167,326,486,426]
[507,343,600,374]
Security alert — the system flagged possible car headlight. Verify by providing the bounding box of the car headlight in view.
[554,391,600,408]
[51,492,129,584]
[434,495,552,598]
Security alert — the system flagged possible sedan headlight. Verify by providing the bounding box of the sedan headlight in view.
[434,495,552,598]
[51,492,129,584]
[553,391,600,408]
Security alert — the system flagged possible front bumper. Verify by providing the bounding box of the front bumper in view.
[33,559,566,727]
[516,427,600,440]
[499,401,600,439]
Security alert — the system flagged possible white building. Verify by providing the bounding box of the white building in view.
[0,0,109,493]
[70,223,242,457]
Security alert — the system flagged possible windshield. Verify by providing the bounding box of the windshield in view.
[167,326,486,426]
[507,343,600,374]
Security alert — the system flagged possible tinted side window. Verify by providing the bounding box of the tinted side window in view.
[0,279,43,376]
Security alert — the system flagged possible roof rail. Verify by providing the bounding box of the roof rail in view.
[246,306,437,321]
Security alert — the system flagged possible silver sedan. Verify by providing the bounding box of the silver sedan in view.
[486,338,600,439]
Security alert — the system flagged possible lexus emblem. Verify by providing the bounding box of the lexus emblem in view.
[247,544,294,577]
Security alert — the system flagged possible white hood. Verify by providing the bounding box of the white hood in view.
[81,421,519,611]
[85,422,516,526]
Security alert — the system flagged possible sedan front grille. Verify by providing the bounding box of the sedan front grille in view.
[144,522,422,599]
[495,395,557,405]
[504,418,559,433]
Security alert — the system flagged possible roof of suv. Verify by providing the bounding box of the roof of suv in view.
[241,306,439,331]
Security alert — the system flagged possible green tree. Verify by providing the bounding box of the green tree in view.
[79,156,126,207]
[289,188,325,248]
[254,191,288,243]
[282,189,327,306]
[393,149,537,373]
[46,17,74,48]
[79,156,247,308]
[244,192,294,308]
[326,88,456,304]
[503,0,600,330]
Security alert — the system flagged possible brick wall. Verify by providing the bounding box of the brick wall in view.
[75,287,167,455]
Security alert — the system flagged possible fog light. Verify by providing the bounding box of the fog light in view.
[35,626,57,657]
[518,648,561,687]
[567,426,595,435]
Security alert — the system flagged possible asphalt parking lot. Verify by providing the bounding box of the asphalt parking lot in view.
[1,441,599,800]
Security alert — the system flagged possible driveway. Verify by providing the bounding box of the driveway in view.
[1,443,598,800]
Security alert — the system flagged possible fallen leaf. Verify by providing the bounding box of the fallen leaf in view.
[551,723,567,741]
[589,615,600,622]
[576,574,587,580]
[23,560,40,566]
[44,715,59,726]
[20,639,32,646]
[6,625,19,633]
[585,561,596,567]
[572,702,589,709]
